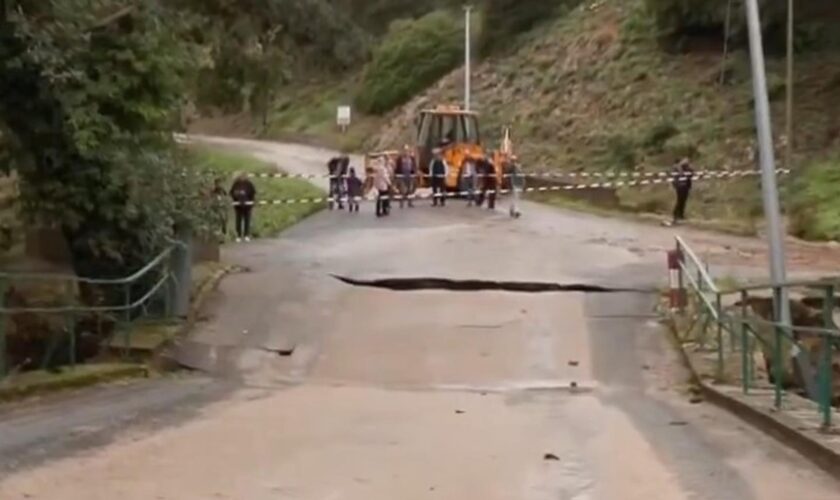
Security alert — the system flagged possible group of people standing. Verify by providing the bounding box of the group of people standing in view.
[328,146,521,218]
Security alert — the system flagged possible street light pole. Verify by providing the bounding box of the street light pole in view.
[785,0,794,170]
[464,5,472,111]
[744,0,816,398]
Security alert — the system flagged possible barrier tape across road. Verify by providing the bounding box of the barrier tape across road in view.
[246,168,790,181]
[232,169,789,206]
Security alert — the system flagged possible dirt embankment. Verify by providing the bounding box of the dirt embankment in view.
[371,0,840,226]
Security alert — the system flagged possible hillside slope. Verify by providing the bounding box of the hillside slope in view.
[372,0,840,229]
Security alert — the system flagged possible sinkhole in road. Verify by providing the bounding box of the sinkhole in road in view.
[333,275,653,294]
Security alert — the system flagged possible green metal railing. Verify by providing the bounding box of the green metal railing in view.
[675,236,838,430]
[0,244,182,378]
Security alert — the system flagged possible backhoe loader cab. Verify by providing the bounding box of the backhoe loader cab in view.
[414,106,489,189]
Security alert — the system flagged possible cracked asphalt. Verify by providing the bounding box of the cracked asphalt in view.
[0,136,838,499]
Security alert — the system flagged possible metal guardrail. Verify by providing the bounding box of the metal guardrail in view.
[0,243,187,378]
[673,236,838,429]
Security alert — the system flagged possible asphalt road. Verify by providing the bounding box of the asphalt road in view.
[0,136,838,499]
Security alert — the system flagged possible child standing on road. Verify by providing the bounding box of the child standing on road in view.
[347,167,363,213]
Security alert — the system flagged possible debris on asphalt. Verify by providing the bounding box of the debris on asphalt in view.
[669,420,688,427]
[543,453,560,461]
[568,360,579,367]
[455,410,465,414]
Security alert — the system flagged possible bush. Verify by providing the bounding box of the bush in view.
[663,133,699,161]
[600,134,638,171]
[356,10,461,114]
[479,0,581,56]
[642,121,680,153]
[644,0,789,50]
[789,157,840,241]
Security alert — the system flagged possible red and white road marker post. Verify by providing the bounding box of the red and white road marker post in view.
[667,249,686,312]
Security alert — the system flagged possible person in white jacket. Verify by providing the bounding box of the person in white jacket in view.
[373,159,392,217]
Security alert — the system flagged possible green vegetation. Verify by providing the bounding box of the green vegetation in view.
[333,0,461,34]
[178,0,369,121]
[0,1,208,278]
[479,0,580,56]
[267,81,384,152]
[643,0,830,52]
[0,363,148,402]
[790,157,840,241]
[356,10,462,114]
[0,173,18,257]
[189,147,325,239]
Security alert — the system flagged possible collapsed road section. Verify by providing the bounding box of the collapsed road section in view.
[333,275,655,294]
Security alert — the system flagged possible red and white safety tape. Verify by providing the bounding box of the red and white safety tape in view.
[230,169,788,206]
[246,168,790,181]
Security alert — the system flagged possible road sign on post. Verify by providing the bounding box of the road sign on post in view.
[337,106,351,133]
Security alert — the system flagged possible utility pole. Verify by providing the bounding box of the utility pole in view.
[785,0,794,170]
[463,5,472,111]
[744,0,817,398]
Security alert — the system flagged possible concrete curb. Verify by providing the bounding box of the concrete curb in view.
[151,263,241,369]
[665,315,840,481]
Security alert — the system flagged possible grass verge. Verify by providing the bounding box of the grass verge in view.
[0,363,148,402]
[529,192,757,237]
[188,146,326,240]
[266,80,385,152]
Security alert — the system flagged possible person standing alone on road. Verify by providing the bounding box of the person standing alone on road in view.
[230,173,257,242]
[430,148,449,207]
[670,158,694,226]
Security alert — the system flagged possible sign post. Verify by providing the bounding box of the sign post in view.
[337,106,351,133]
[464,5,473,111]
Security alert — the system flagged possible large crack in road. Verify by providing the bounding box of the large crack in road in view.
[333,275,655,294]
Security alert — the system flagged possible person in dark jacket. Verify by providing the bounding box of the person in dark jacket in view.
[346,167,363,213]
[327,156,344,210]
[670,158,694,225]
[429,149,449,207]
[230,173,257,242]
[476,156,498,210]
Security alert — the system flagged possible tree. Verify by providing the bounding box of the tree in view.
[356,10,461,114]
[0,0,210,276]
[177,0,369,114]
